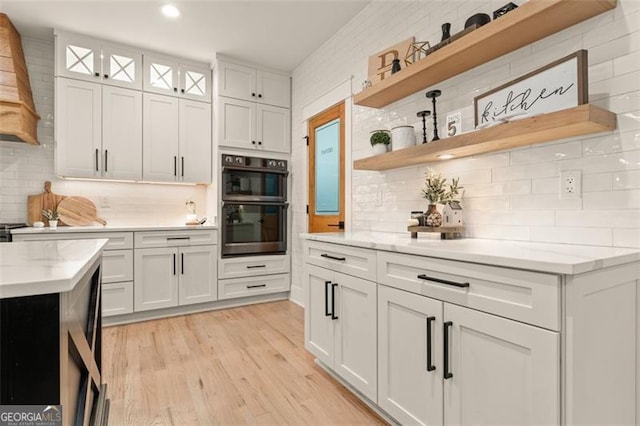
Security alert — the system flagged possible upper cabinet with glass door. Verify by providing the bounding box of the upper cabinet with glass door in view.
[143,54,211,102]
[55,31,142,90]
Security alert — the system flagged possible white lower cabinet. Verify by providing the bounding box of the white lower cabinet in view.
[378,284,559,425]
[134,244,217,312]
[304,263,377,402]
[102,281,134,316]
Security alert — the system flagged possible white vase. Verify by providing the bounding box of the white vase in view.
[372,143,388,155]
[49,220,58,229]
[391,125,417,151]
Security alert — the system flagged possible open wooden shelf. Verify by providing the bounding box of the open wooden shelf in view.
[353,105,616,171]
[354,0,616,108]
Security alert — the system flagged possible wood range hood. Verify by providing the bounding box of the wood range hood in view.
[0,13,39,145]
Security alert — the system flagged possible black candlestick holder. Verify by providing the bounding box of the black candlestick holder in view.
[425,89,442,141]
[416,110,431,144]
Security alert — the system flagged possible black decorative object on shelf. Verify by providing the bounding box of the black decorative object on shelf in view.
[493,2,518,19]
[441,23,451,42]
[465,13,491,29]
[425,90,441,141]
[416,110,431,144]
[391,59,401,74]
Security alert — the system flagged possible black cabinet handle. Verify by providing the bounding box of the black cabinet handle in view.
[174,87,178,92]
[181,157,184,177]
[104,74,109,79]
[246,265,266,269]
[444,321,453,379]
[104,150,108,172]
[324,281,331,317]
[331,283,338,320]
[94,72,100,77]
[173,156,177,176]
[252,141,256,145]
[95,149,99,171]
[181,253,184,275]
[181,88,185,93]
[258,141,262,145]
[251,92,256,97]
[320,253,346,261]
[417,274,469,288]
[258,94,262,98]
[173,253,176,275]
[247,284,267,289]
[427,316,436,372]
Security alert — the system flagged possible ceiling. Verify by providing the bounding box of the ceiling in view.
[1,0,369,72]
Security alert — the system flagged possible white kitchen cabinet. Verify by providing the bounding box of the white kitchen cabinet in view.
[216,59,290,108]
[218,273,290,300]
[102,282,134,316]
[143,54,211,102]
[143,93,211,183]
[56,31,142,90]
[56,77,142,180]
[134,230,217,312]
[217,97,290,153]
[378,284,559,426]
[304,263,377,402]
[378,285,443,426]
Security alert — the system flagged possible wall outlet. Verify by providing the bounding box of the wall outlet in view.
[560,170,582,199]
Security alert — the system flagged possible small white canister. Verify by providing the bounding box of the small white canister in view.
[391,125,416,151]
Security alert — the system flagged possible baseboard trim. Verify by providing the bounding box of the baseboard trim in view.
[289,285,304,308]
[103,292,289,326]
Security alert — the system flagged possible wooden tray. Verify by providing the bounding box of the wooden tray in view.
[408,225,464,239]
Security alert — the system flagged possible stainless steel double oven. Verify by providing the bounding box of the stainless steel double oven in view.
[221,154,288,257]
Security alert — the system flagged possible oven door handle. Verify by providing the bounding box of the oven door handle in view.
[222,166,288,175]
[222,201,289,207]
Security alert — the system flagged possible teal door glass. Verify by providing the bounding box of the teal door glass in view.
[315,118,340,215]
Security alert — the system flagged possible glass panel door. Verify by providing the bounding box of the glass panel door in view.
[315,118,340,215]
[103,46,142,90]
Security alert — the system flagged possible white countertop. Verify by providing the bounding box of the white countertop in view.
[12,224,217,234]
[0,239,108,299]
[301,232,640,275]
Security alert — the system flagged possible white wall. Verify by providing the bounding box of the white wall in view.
[0,34,209,226]
[290,0,640,304]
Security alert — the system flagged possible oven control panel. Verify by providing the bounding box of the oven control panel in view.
[222,154,287,171]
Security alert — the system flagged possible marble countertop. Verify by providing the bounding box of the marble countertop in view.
[0,239,108,299]
[301,232,640,275]
[12,224,217,234]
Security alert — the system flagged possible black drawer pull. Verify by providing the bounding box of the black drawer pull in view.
[325,281,331,317]
[331,283,338,320]
[247,284,267,289]
[417,274,469,288]
[246,264,266,269]
[172,253,176,275]
[181,252,184,275]
[167,237,190,241]
[426,316,436,372]
[321,253,346,261]
[444,321,453,379]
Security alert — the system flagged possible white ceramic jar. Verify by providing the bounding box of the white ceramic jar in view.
[391,125,416,150]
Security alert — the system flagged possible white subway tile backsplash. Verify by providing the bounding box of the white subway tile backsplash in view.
[511,194,582,211]
[530,226,613,246]
[556,210,640,228]
[510,141,582,165]
[583,173,613,192]
[583,189,640,209]
[532,177,559,195]
[613,170,640,189]
[583,130,640,155]
[613,228,640,248]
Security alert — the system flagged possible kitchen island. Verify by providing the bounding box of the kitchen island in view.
[301,232,640,425]
[0,239,109,426]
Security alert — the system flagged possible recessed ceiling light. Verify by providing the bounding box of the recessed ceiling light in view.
[162,4,180,18]
[437,154,455,160]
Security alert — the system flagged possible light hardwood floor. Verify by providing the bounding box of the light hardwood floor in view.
[103,300,386,425]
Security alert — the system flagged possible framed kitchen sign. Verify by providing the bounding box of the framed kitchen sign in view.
[474,50,588,127]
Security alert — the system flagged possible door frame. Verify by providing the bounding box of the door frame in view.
[302,78,352,232]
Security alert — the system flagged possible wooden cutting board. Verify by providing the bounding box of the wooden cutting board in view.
[57,196,107,226]
[27,181,67,226]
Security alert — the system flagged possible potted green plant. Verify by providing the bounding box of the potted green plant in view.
[42,208,60,229]
[370,130,391,155]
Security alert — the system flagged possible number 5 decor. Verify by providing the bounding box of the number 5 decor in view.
[474,50,588,128]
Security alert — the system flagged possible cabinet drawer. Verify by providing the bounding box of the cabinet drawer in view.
[13,231,133,250]
[102,281,134,317]
[304,241,376,282]
[377,251,560,330]
[102,250,133,283]
[134,229,216,248]
[218,273,290,300]
[218,255,290,279]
